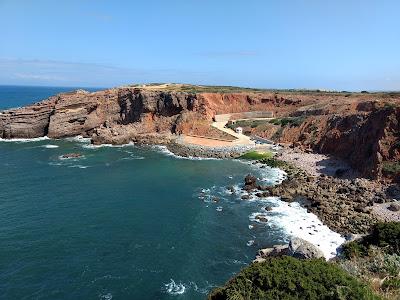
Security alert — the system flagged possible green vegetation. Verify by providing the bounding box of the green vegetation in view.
[269,116,306,127]
[383,102,398,109]
[342,241,368,258]
[226,119,271,131]
[339,222,400,299]
[239,151,274,160]
[259,157,289,169]
[382,161,400,175]
[382,278,400,291]
[342,222,400,259]
[208,256,379,300]
[369,222,400,255]
[128,83,360,94]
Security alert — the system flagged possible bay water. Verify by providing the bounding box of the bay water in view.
[0,86,343,299]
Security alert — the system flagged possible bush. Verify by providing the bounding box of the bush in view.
[208,257,379,300]
[269,116,305,127]
[342,241,368,258]
[369,222,400,255]
[382,278,400,291]
[342,222,400,259]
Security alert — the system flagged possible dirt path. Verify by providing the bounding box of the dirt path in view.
[211,120,255,146]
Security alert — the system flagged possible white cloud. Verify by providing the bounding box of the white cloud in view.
[14,73,66,81]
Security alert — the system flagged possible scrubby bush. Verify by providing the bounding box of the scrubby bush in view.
[269,116,305,127]
[208,256,379,300]
[382,278,400,291]
[369,222,400,255]
[342,241,368,258]
[342,222,400,258]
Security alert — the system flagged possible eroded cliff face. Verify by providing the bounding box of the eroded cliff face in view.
[0,88,202,140]
[1,86,399,181]
[272,107,400,180]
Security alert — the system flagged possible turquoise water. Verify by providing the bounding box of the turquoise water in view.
[0,137,286,299]
[0,86,344,299]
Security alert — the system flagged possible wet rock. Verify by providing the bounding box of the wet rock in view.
[226,186,235,194]
[61,153,82,159]
[255,215,268,223]
[244,174,257,187]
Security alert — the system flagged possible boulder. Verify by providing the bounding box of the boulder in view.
[244,174,257,186]
[288,237,325,259]
[388,202,400,212]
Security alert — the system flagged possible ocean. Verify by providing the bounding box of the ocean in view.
[0,86,344,299]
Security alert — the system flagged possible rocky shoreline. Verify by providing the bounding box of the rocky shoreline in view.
[240,152,399,235]
[166,137,256,159]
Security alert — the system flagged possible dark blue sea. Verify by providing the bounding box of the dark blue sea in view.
[0,86,342,299]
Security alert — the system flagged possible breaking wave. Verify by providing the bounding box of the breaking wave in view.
[163,279,186,295]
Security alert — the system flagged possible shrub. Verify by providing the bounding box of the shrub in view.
[269,116,305,127]
[342,241,368,259]
[208,256,379,300]
[369,222,400,255]
[382,278,400,291]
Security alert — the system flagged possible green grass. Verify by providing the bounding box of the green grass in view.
[239,151,274,160]
[208,256,379,300]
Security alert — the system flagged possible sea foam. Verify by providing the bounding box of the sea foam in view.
[154,145,221,160]
[0,136,50,142]
[43,144,59,148]
[249,197,345,259]
[164,279,186,295]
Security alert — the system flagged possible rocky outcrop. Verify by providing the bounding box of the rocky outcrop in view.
[0,98,56,138]
[254,237,325,262]
[0,88,202,140]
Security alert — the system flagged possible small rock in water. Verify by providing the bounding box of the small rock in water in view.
[241,194,250,200]
[61,153,82,159]
[247,240,255,246]
[255,215,268,223]
[264,206,273,211]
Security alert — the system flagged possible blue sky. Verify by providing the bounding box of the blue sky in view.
[0,0,399,90]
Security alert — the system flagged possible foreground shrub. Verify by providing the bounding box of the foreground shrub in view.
[382,278,400,291]
[208,256,379,300]
[369,222,400,255]
[342,222,400,259]
[342,241,368,258]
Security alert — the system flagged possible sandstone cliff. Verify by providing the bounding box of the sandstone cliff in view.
[1,84,399,181]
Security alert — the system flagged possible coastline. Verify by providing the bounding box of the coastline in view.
[1,134,397,259]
